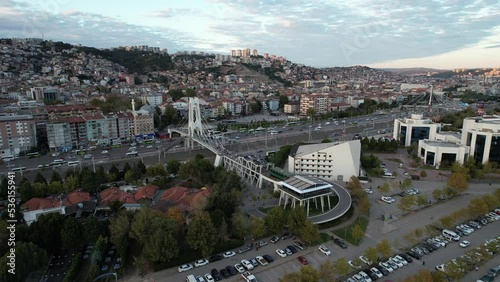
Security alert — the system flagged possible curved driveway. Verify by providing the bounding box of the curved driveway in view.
[309,182,352,224]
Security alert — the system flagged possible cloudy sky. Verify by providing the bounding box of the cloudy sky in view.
[1,0,499,69]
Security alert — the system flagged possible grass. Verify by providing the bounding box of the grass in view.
[317,205,354,230]
[310,232,331,246]
[259,196,339,217]
[333,216,369,246]
[365,168,382,177]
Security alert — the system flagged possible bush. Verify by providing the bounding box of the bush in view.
[63,252,82,282]
[420,170,427,177]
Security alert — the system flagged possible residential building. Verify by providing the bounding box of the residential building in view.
[46,120,72,151]
[29,87,60,102]
[284,103,300,114]
[130,100,155,138]
[287,140,361,182]
[300,94,330,116]
[46,105,99,120]
[393,114,442,147]
[83,114,109,145]
[142,94,163,107]
[0,114,37,157]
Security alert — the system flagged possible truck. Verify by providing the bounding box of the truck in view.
[241,271,257,282]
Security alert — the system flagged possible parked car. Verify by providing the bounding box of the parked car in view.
[210,269,222,281]
[178,264,194,273]
[270,236,280,244]
[263,254,274,263]
[381,196,395,203]
[319,245,331,256]
[195,259,209,267]
[297,256,308,265]
[234,264,245,273]
[225,265,237,276]
[281,232,292,240]
[256,256,268,266]
[223,251,236,258]
[241,259,254,270]
[209,254,223,262]
[333,238,348,249]
[276,249,287,258]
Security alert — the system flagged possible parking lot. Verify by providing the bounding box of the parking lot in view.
[44,251,75,282]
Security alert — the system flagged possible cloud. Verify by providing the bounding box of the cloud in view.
[149,8,193,18]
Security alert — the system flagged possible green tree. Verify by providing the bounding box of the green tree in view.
[63,175,79,192]
[166,159,181,175]
[447,172,468,193]
[109,211,131,258]
[420,170,427,177]
[280,272,301,282]
[481,194,499,210]
[398,195,416,214]
[432,188,444,201]
[250,217,266,239]
[146,164,167,177]
[332,258,351,276]
[415,194,428,207]
[318,260,336,282]
[288,206,307,235]
[299,219,320,245]
[321,138,332,143]
[400,178,412,190]
[467,197,489,218]
[265,207,287,234]
[50,171,62,183]
[0,242,47,282]
[357,195,370,216]
[34,172,47,184]
[345,176,364,198]
[109,164,120,181]
[143,228,178,263]
[230,212,248,239]
[300,265,320,282]
[19,180,36,202]
[376,239,392,258]
[364,246,379,264]
[83,216,108,244]
[351,224,364,244]
[377,182,391,194]
[279,95,289,109]
[306,107,316,118]
[136,160,147,175]
[269,145,293,167]
[61,217,83,251]
[439,216,454,229]
[124,170,135,183]
[29,213,65,254]
[186,212,217,257]
[162,105,180,127]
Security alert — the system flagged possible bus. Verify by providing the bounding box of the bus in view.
[68,161,80,167]
[27,152,40,158]
[126,151,138,157]
[269,167,292,180]
[144,139,154,145]
[75,149,87,155]
[287,122,298,126]
[11,166,26,172]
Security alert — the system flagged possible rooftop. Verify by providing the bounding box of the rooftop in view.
[423,140,462,148]
[281,175,331,192]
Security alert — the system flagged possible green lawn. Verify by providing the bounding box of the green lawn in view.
[317,205,354,230]
[333,216,369,246]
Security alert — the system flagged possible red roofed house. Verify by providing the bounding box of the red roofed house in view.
[22,191,95,226]
[97,185,160,212]
[155,186,210,212]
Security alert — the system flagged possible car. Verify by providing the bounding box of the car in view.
[209,254,223,262]
[365,188,373,194]
[386,259,399,270]
[51,152,60,157]
[258,240,268,247]
[204,273,215,282]
[210,269,222,281]
[219,268,230,278]
[286,245,297,254]
[370,267,384,278]
[375,265,390,276]
[238,245,251,254]
[478,274,495,282]
[101,150,109,154]
[146,145,153,149]
[195,276,206,282]
[333,238,348,249]
[436,264,445,272]
[390,257,404,268]
[319,245,331,255]
[276,249,287,258]
[241,259,254,270]
[270,236,280,243]
[249,258,259,267]
[358,271,372,282]
[101,265,108,271]
[359,255,372,265]
[381,196,395,203]
[293,241,307,250]
[352,274,364,282]
[284,247,293,256]
[225,265,237,276]
[263,254,274,263]
[348,260,362,270]
[460,240,471,248]
[281,232,292,240]
[256,256,268,266]
[223,251,236,258]
[178,264,194,273]
[399,253,413,263]
[234,264,245,273]
[378,262,393,273]
[195,259,209,267]
[297,256,308,265]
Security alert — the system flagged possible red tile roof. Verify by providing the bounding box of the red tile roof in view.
[159,186,210,212]
[134,185,159,201]
[22,197,62,211]
[99,187,137,207]
[63,191,91,206]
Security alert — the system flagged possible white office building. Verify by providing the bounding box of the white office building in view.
[461,115,500,164]
[287,140,361,182]
[393,114,442,147]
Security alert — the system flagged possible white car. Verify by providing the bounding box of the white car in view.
[276,249,287,258]
[390,257,404,268]
[460,240,471,248]
[51,152,60,157]
[241,259,254,270]
[146,145,153,149]
[394,255,408,265]
[256,256,268,266]
[381,196,395,204]
[223,251,236,258]
[204,274,215,282]
[359,256,371,265]
[348,260,362,270]
[178,264,193,273]
[194,259,209,267]
[370,267,383,278]
[358,271,372,282]
[364,188,373,194]
[319,245,331,256]
[101,150,109,154]
[378,262,393,273]
[234,264,245,273]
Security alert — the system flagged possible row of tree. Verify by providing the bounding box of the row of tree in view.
[360,137,399,152]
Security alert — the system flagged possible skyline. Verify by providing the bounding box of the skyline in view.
[0,0,499,69]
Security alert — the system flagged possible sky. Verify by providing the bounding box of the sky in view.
[0,0,499,69]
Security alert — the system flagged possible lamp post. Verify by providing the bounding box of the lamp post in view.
[91,155,96,173]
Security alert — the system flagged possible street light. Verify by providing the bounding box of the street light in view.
[91,155,96,173]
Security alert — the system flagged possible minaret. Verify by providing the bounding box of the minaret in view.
[131,99,136,113]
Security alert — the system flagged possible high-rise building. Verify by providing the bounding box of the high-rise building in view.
[300,94,330,116]
[0,115,37,157]
[237,49,242,57]
[29,87,60,102]
[253,49,258,57]
[231,50,236,57]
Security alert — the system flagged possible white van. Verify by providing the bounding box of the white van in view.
[382,172,394,178]
[442,229,460,241]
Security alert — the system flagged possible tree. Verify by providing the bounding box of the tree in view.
[332,258,351,276]
[61,217,83,251]
[306,107,316,118]
[0,242,47,282]
[143,229,178,263]
[420,170,427,177]
[34,172,47,184]
[364,246,378,264]
[299,219,320,245]
[357,195,370,216]
[136,160,147,175]
[146,164,166,177]
[50,171,62,183]
[109,164,120,181]
[186,211,217,257]
[319,261,336,282]
[29,213,65,254]
[19,180,36,203]
[300,265,320,282]
[288,206,307,235]
[376,239,392,258]
[264,207,287,234]
[250,218,266,239]
[166,159,181,175]
[167,206,185,232]
[280,272,301,282]
[321,138,331,143]
[432,188,444,201]
[439,216,454,229]
[447,173,468,194]
[467,197,489,218]
[345,176,363,198]
[278,95,289,109]
[351,224,364,244]
[83,216,108,244]
[109,211,131,258]
[130,208,157,245]
[481,194,499,210]
[124,170,136,183]
[108,200,123,214]
[415,194,428,207]
[400,178,412,190]
[230,212,248,239]
[63,175,79,192]
[398,195,416,215]
[377,182,391,194]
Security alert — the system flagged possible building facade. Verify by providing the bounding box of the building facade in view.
[300,94,330,116]
[0,115,37,157]
[287,140,361,182]
[461,115,500,164]
[393,114,442,147]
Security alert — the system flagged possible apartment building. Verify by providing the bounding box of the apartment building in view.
[84,114,109,144]
[284,103,300,114]
[29,87,60,102]
[300,94,330,116]
[130,110,155,137]
[141,94,163,107]
[0,115,37,157]
[46,105,100,120]
[47,120,72,151]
